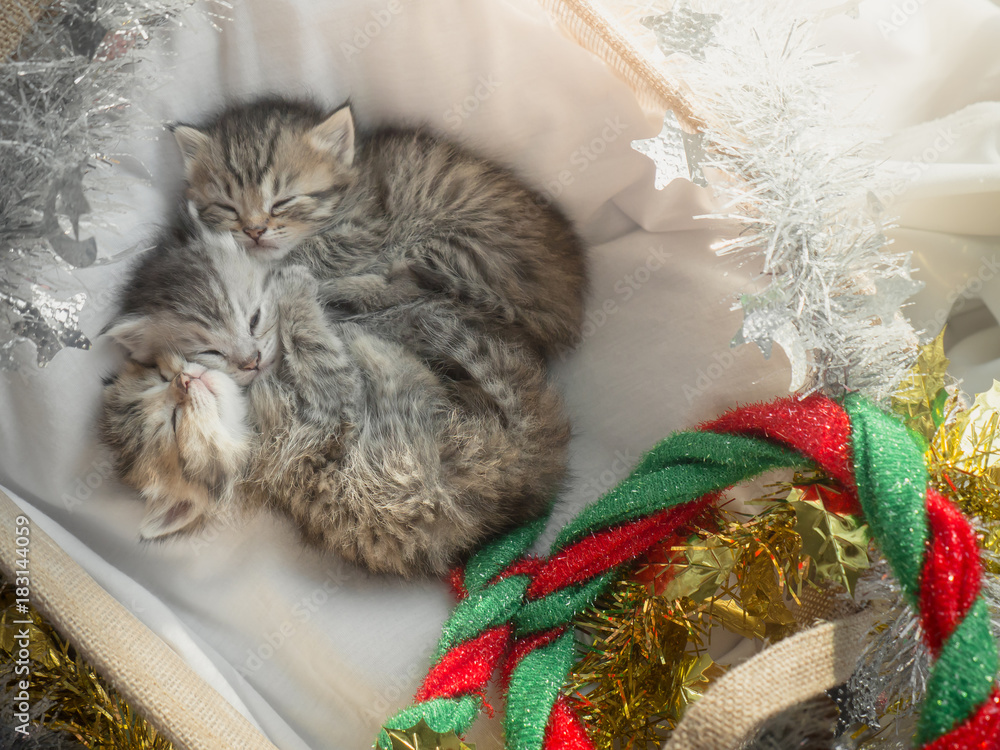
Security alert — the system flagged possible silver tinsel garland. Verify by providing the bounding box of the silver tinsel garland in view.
[0,0,225,370]
[738,556,928,750]
[830,557,932,749]
[743,534,999,750]
[633,0,922,401]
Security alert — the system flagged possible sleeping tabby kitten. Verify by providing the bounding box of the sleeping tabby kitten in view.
[104,228,280,386]
[171,97,587,355]
[101,237,569,575]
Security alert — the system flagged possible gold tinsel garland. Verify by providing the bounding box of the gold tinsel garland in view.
[566,511,824,750]
[564,487,869,749]
[0,580,172,749]
[892,332,1000,563]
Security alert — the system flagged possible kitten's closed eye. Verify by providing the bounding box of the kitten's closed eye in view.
[213,203,239,219]
[132,361,171,383]
[270,198,295,216]
[249,308,261,333]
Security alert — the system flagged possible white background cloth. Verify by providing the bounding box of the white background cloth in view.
[818,0,1000,394]
[0,1,996,748]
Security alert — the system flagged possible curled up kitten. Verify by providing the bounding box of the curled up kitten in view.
[170,97,587,355]
[101,255,569,575]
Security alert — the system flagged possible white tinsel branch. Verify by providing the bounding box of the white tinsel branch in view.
[640,0,921,401]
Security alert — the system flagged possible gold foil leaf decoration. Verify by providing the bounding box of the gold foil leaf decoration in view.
[660,536,737,602]
[790,488,871,595]
[663,653,722,723]
[706,597,766,640]
[737,538,798,640]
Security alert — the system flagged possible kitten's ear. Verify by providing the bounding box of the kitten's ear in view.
[103,315,155,363]
[171,125,211,170]
[309,106,355,165]
[139,488,209,539]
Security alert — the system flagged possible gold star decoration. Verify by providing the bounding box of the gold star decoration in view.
[384,720,476,750]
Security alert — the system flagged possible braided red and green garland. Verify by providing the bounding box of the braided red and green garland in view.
[377,394,1000,749]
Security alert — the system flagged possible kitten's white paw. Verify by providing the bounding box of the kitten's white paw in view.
[273,265,319,300]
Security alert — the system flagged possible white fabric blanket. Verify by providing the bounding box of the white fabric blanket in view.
[0,1,997,748]
[818,0,1000,393]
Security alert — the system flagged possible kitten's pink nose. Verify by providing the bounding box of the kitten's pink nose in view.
[243,226,267,242]
[240,352,260,371]
[173,373,191,393]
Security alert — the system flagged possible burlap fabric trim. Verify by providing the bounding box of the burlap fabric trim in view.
[0,489,281,750]
[0,0,50,60]
[538,0,701,127]
[663,608,873,750]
